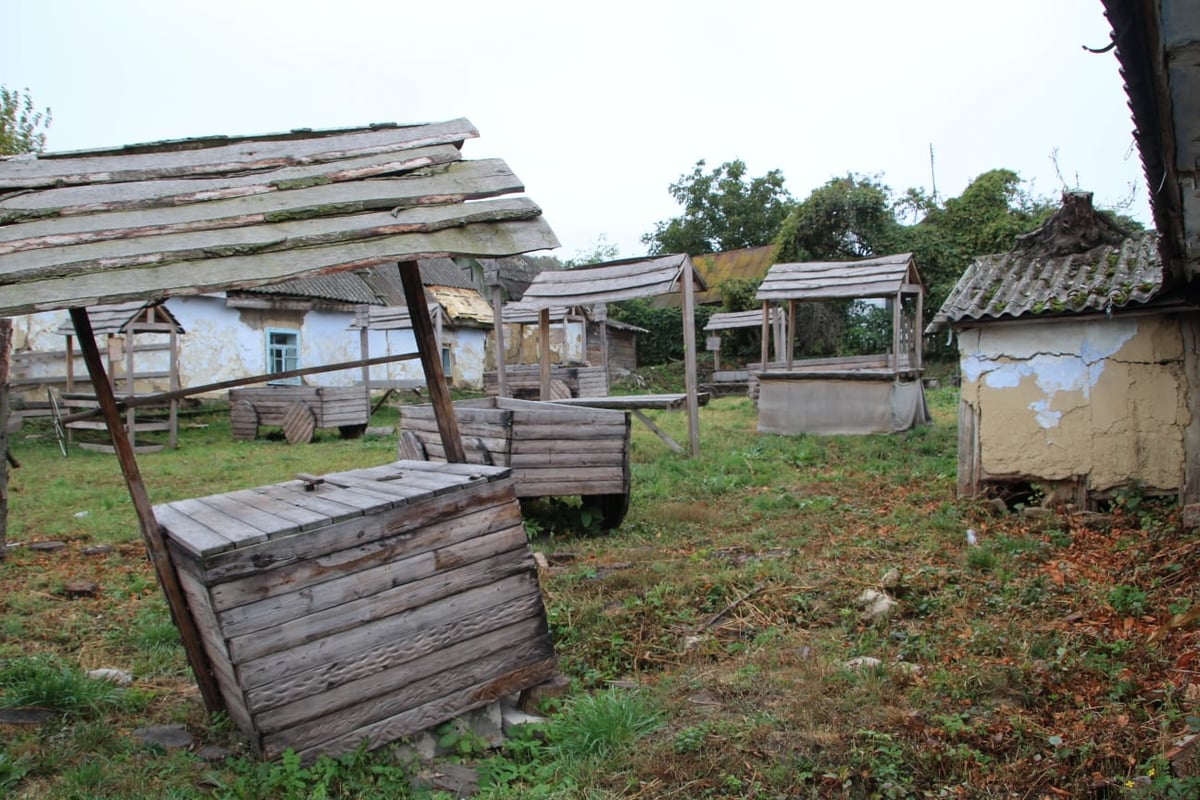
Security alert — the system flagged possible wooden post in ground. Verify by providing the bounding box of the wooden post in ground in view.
[539,308,551,400]
[0,318,10,560]
[68,307,223,713]
[681,256,701,458]
[397,262,465,463]
[492,285,508,397]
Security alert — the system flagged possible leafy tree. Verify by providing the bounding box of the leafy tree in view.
[0,86,51,156]
[1,85,51,559]
[774,173,902,263]
[563,234,620,268]
[642,159,794,255]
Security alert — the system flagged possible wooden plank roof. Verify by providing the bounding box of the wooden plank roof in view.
[0,119,559,317]
[517,253,705,308]
[703,307,784,331]
[52,299,184,336]
[756,252,922,302]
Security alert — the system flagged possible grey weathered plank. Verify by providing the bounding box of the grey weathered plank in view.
[0,145,463,216]
[193,493,300,538]
[202,489,520,606]
[211,503,523,622]
[226,539,532,663]
[221,488,330,531]
[242,572,544,710]
[163,497,269,552]
[0,119,479,190]
[257,612,548,736]
[515,478,627,497]
[264,624,553,756]
[289,654,556,761]
[199,478,516,583]
[0,160,526,256]
[1,217,559,317]
[252,482,365,523]
[152,504,235,557]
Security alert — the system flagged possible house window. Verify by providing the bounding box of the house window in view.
[441,345,452,375]
[267,329,300,384]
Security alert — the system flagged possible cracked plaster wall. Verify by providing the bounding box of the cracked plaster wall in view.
[958,316,1187,494]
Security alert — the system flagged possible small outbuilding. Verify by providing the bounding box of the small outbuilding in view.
[754,252,928,435]
[928,192,1191,506]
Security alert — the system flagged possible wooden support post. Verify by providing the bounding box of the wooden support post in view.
[681,257,701,458]
[359,324,371,412]
[168,324,179,449]
[397,262,465,463]
[125,328,136,450]
[914,290,924,372]
[539,307,551,400]
[786,300,796,369]
[891,294,901,372]
[68,307,223,713]
[492,286,508,397]
[760,303,770,370]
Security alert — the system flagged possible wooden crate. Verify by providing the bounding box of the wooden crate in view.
[482,364,609,398]
[399,397,631,526]
[228,386,369,442]
[154,460,555,760]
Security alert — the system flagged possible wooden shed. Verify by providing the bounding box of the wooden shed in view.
[754,253,929,435]
[510,254,708,456]
[0,119,560,758]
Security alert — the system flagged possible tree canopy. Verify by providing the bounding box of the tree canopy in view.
[0,86,51,156]
[642,159,794,256]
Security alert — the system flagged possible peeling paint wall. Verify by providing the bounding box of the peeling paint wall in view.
[501,320,585,365]
[958,315,1188,495]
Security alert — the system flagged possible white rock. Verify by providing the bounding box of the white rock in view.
[87,668,133,685]
[844,656,882,670]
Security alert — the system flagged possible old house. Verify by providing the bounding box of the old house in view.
[928,194,1188,505]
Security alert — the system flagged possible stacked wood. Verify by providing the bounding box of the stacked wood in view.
[482,364,608,398]
[229,386,368,441]
[154,460,554,760]
[400,397,631,520]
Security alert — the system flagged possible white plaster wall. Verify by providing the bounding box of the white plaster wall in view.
[958,315,1187,493]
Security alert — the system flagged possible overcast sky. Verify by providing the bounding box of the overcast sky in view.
[4,0,1146,261]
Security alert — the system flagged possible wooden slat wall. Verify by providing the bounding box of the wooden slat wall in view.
[0,119,559,317]
[156,461,554,759]
[399,398,630,499]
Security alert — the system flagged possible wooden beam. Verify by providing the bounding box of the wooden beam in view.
[398,261,465,462]
[492,286,508,397]
[68,307,224,713]
[60,350,423,424]
[539,307,551,400]
[760,303,770,370]
[681,256,701,458]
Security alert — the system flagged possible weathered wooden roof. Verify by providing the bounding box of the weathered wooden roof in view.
[927,230,1164,332]
[756,252,922,303]
[52,299,184,336]
[517,253,705,308]
[703,307,784,331]
[0,119,558,317]
[1102,0,1198,281]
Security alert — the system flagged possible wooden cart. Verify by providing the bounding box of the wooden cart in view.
[399,396,631,528]
[229,386,369,444]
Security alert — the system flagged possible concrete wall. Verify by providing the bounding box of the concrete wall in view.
[957,314,1188,496]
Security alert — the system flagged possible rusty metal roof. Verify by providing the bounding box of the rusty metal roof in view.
[927,230,1164,332]
[0,119,558,317]
[757,252,922,302]
[429,285,493,325]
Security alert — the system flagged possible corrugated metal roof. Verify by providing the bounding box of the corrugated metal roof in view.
[519,253,705,308]
[927,230,1164,332]
[0,119,558,317]
[757,252,921,302]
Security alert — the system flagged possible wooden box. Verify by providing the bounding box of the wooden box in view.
[399,397,631,526]
[154,460,555,759]
[229,386,369,442]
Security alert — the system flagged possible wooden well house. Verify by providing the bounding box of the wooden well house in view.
[754,253,930,435]
[0,119,562,758]
[52,299,184,453]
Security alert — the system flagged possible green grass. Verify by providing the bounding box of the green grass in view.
[4,385,1200,797]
